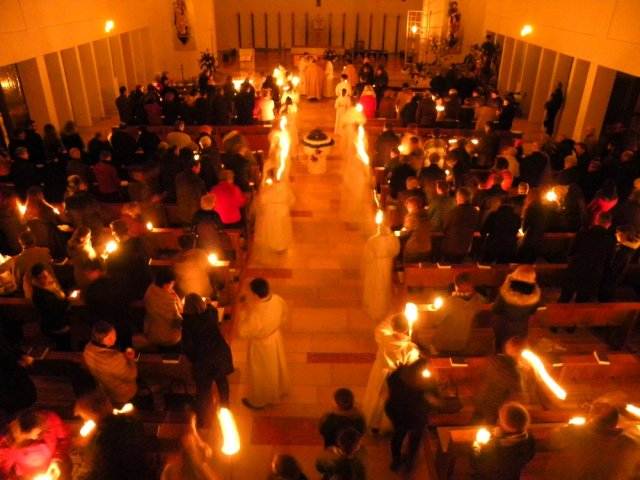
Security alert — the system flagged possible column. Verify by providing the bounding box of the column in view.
[497,36,514,94]
[140,27,155,81]
[120,32,138,86]
[550,54,575,136]
[556,58,589,138]
[92,38,118,115]
[528,48,556,125]
[16,57,58,127]
[572,64,616,140]
[109,35,130,89]
[518,43,541,116]
[506,39,525,92]
[77,43,105,119]
[43,52,73,126]
[131,30,147,86]
[60,47,92,126]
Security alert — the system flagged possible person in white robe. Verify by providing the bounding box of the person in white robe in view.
[323,59,334,98]
[252,169,294,263]
[238,277,290,409]
[305,60,325,101]
[280,99,299,159]
[297,55,310,96]
[334,90,352,135]
[342,61,358,89]
[335,74,352,97]
[361,314,420,432]
[362,220,401,320]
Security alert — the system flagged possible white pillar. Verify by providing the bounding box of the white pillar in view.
[92,38,118,116]
[77,43,106,119]
[43,52,73,127]
[497,36,514,94]
[528,48,556,125]
[556,58,590,138]
[60,47,93,127]
[572,64,616,140]
[506,39,524,92]
[16,56,59,127]
[518,43,541,116]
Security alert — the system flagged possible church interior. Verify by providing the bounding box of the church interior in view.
[0,0,640,479]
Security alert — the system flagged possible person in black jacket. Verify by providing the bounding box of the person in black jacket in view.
[471,402,535,480]
[598,224,640,302]
[181,294,234,428]
[30,263,71,351]
[385,357,440,473]
[559,211,617,303]
[0,334,36,419]
[319,388,366,449]
[481,197,521,264]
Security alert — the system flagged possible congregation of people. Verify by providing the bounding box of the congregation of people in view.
[0,44,639,480]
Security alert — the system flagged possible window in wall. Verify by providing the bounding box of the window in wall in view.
[0,64,29,138]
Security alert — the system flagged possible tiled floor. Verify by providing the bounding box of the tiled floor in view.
[218,89,435,479]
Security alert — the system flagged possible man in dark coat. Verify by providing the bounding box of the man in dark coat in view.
[441,187,480,263]
[476,122,501,168]
[416,93,437,128]
[518,143,548,187]
[559,211,616,303]
[24,121,45,165]
[543,83,563,136]
[555,154,581,185]
[373,123,400,167]
[175,160,206,225]
[110,124,138,170]
[481,197,521,264]
[115,86,132,124]
[235,84,255,125]
[10,147,38,200]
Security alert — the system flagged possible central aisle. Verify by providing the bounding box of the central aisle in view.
[225,100,432,479]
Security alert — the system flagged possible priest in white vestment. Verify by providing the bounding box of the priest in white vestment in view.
[361,314,420,432]
[362,220,401,320]
[323,60,334,98]
[298,55,310,96]
[238,277,291,409]
[305,60,325,101]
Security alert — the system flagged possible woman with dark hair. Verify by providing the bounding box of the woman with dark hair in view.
[66,225,96,291]
[60,121,84,152]
[268,454,308,480]
[42,124,66,163]
[30,263,71,350]
[587,178,618,226]
[181,294,233,428]
[559,184,588,232]
[0,189,24,255]
[516,189,548,263]
[24,186,65,256]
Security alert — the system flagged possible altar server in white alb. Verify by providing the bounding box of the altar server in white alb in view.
[238,277,290,409]
[361,313,420,433]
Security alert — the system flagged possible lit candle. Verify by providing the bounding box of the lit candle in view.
[518,228,524,237]
[475,428,491,445]
[398,145,406,154]
[626,404,640,418]
[265,178,273,185]
[355,104,363,113]
[404,302,418,335]
[113,403,134,415]
[421,368,431,378]
[80,419,96,437]
[53,207,60,215]
[545,190,558,202]
[445,169,450,175]
[521,349,567,400]
[105,240,118,254]
[355,125,369,166]
[218,407,240,455]
[471,138,479,145]
[375,210,383,234]
[568,417,586,425]
[433,297,444,310]
[18,203,26,216]
[208,253,219,266]
[69,290,80,299]
[291,76,300,87]
[436,105,445,112]
[448,138,458,144]
[193,153,200,161]
[146,222,153,231]
[33,463,61,480]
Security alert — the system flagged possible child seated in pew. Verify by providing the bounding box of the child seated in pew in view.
[471,402,536,480]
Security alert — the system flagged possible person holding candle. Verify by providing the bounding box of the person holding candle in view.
[470,402,535,480]
[143,270,183,352]
[66,226,96,291]
[0,230,51,297]
[30,263,71,351]
[361,314,420,434]
[106,220,152,302]
[402,195,432,264]
[238,277,290,409]
[172,235,214,299]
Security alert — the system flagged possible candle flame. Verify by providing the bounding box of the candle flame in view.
[375,210,383,225]
[521,349,567,400]
[193,153,200,161]
[291,76,300,87]
[113,403,134,415]
[398,145,405,154]
[448,138,458,144]
[18,203,26,216]
[626,404,640,418]
[53,207,60,215]
[475,428,491,445]
[545,190,558,202]
[208,253,219,265]
[518,228,524,237]
[445,169,450,175]
[569,417,586,425]
[421,368,431,378]
[70,290,80,299]
[33,463,61,480]
[404,302,418,335]
[355,125,369,166]
[433,297,444,310]
[265,178,273,185]
[146,222,153,231]
[471,138,479,145]
[436,105,445,112]
[80,419,96,437]
[105,240,118,254]
[355,104,363,113]
[218,407,240,455]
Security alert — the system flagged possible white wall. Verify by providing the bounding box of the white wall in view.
[483,0,640,77]
[213,0,423,52]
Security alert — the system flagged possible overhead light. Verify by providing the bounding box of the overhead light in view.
[520,24,532,37]
[105,20,115,33]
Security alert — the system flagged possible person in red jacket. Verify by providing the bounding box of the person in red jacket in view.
[0,409,71,479]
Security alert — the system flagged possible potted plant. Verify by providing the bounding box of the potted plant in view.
[198,50,217,74]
